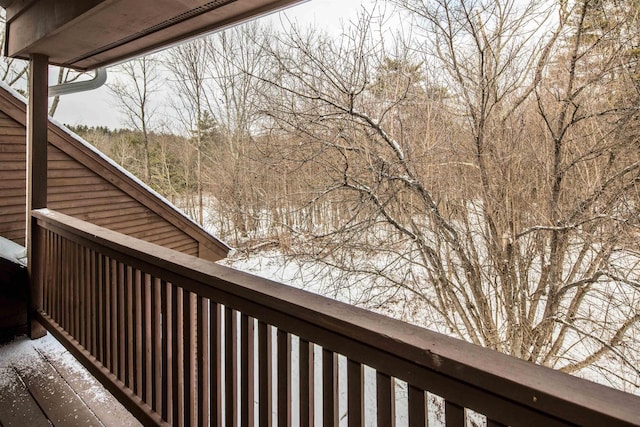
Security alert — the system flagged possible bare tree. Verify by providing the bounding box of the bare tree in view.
[160,23,275,242]
[108,56,161,181]
[203,23,273,242]
[246,0,640,390]
[166,38,212,224]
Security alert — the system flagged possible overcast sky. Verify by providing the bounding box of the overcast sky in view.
[53,0,370,130]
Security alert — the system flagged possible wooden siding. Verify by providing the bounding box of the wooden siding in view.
[0,128,197,255]
[0,111,27,246]
[0,86,229,261]
[46,145,199,256]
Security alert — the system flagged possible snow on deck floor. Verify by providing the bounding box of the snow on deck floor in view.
[0,334,140,426]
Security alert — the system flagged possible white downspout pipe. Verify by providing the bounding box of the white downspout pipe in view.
[48,67,107,97]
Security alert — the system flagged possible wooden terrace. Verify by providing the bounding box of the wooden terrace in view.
[0,334,139,426]
[1,0,640,425]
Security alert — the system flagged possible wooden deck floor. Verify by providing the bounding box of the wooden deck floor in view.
[0,335,140,427]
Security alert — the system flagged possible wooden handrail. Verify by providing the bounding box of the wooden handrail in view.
[32,208,640,426]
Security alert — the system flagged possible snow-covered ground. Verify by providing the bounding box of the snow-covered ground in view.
[220,248,640,402]
[180,196,640,410]
[219,251,460,426]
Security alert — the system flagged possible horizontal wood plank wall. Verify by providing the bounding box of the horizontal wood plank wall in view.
[0,112,26,246]
[48,146,199,257]
[0,112,198,257]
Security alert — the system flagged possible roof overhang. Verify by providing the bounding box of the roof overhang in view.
[1,0,303,70]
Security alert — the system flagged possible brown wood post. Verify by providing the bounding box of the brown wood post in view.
[27,53,49,339]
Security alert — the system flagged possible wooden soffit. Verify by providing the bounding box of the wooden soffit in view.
[1,0,303,70]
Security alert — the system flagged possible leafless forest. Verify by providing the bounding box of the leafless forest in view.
[4,0,640,392]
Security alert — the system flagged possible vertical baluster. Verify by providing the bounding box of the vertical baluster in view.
[90,249,97,358]
[76,242,81,340]
[140,271,149,400]
[171,285,181,425]
[163,280,171,422]
[258,321,272,426]
[118,262,126,382]
[104,256,112,370]
[47,230,53,319]
[47,232,52,318]
[85,248,91,355]
[240,314,254,427]
[61,238,67,331]
[211,302,222,427]
[322,349,338,427]
[107,257,113,370]
[134,269,143,397]
[146,274,153,402]
[77,243,82,341]
[41,230,47,315]
[42,230,49,315]
[183,291,193,427]
[445,401,465,427]
[152,277,162,416]
[141,273,150,402]
[48,230,53,315]
[300,339,314,426]
[68,240,72,337]
[85,247,91,352]
[58,237,64,329]
[149,274,158,409]
[58,238,67,330]
[68,241,78,341]
[126,265,134,389]
[57,234,63,326]
[66,239,71,333]
[47,231,52,318]
[197,296,209,427]
[98,254,106,365]
[408,385,425,427]
[59,235,63,326]
[277,329,291,427]
[49,230,55,316]
[55,234,61,323]
[225,308,238,427]
[47,231,54,320]
[347,359,363,427]
[82,246,90,350]
[70,240,76,335]
[77,243,82,345]
[69,240,76,338]
[111,258,118,375]
[376,372,395,426]
[62,238,71,332]
[73,241,80,341]
[69,240,75,334]
[48,230,54,315]
[103,255,109,368]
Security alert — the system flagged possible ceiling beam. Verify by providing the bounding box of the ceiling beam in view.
[2,0,304,70]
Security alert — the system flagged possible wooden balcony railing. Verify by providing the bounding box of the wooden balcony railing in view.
[31,208,640,426]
